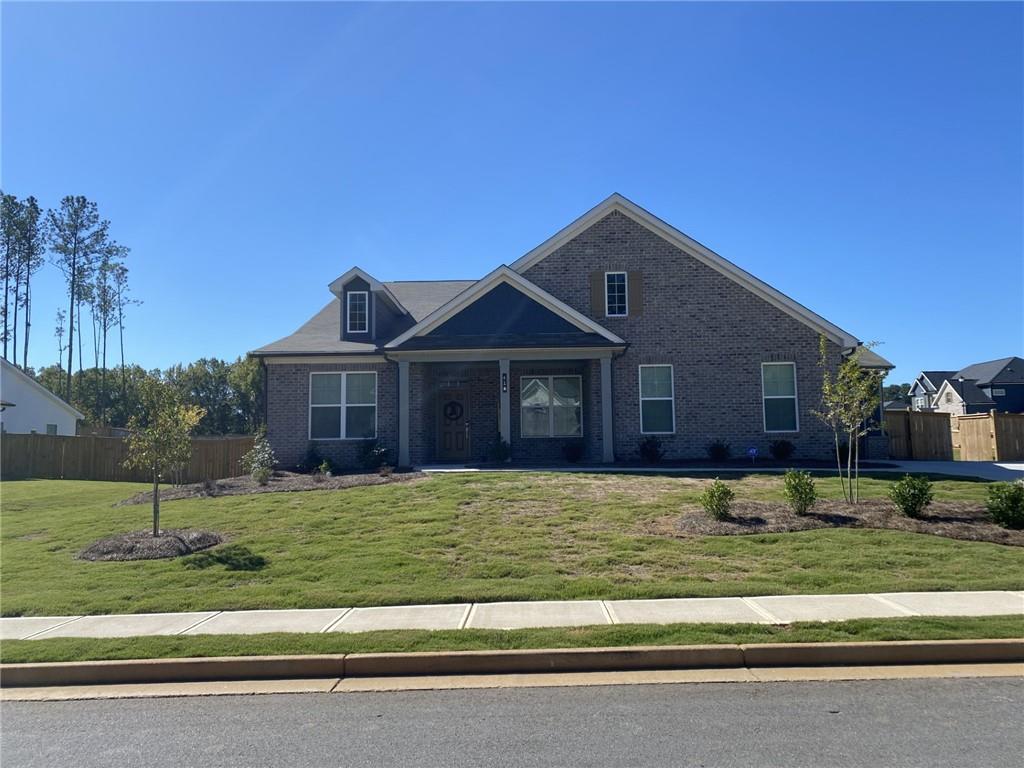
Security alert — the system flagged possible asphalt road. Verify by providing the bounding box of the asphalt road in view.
[2,677,1021,767]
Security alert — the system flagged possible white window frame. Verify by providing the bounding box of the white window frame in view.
[992,388,1006,397]
[45,424,58,435]
[639,364,676,435]
[761,362,799,433]
[604,271,628,318]
[346,291,369,334]
[519,375,583,438]
[308,371,378,440]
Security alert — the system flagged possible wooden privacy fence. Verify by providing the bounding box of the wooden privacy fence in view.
[958,411,1024,462]
[884,410,954,460]
[1,434,255,483]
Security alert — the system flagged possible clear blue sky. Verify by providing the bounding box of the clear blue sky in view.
[3,2,1021,384]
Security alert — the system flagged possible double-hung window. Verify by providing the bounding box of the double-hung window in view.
[310,372,377,439]
[639,365,675,434]
[520,376,582,437]
[605,272,627,317]
[762,362,798,432]
[347,291,368,333]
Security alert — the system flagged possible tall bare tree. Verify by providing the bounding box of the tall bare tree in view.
[111,259,139,398]
[0,192,21,361]
[48,196,109,400]
[16,197,48,370]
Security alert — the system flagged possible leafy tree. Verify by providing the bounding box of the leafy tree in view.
[14,196,48,370]
[0,192,19,360]
[883,383,911,402]
[48,196,109,401]
[123,379,204,536]
[813,336,884,503]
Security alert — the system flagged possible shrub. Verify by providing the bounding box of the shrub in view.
[987,480,1024,529]
[889,474,933,518]
[698,478,734,520]
[298,445,323,474]
[317,459,334,477]
[489,438,511,463]
[706,441,731,463]
[241,431,276,486]
[782,469,816,515]
[562,441,584,463]
[638,435,664,463]
[358,440,390,471]
[769,439,795,461]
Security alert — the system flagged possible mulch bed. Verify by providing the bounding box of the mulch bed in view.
[78,529,224,561]
[117,470,428,506]
[643,500,1024,547]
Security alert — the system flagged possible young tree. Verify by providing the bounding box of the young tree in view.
[123,379,204,536]
[48,196,109,401]
[814,336,884,503]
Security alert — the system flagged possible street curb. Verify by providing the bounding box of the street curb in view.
[1,640,1021,688]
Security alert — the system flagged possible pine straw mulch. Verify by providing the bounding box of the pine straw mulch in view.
[117,470,429,506]
[78,529,224,561]
[643,499,1024,547]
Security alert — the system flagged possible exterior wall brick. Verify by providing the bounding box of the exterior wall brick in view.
[266,361,397,469]
[523,211,843,460]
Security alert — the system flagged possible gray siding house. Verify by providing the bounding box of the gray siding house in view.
[251,195,891,468]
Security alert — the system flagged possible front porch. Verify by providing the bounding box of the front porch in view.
[394,350,617,466]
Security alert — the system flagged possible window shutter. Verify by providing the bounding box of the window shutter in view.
[627,271,643,316]
[590,271,604,316]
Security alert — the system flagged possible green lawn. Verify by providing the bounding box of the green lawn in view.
[2,615,1020,664]
[2,473,1021,617]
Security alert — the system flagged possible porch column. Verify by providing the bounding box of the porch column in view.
[398,360,410,468]
[600,356,614,463]
[499,359,511,453]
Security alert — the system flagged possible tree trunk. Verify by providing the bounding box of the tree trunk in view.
[2,243,9,361]
[846,429,854,504]
[152,470,161,536]
[118,301,126,398]
[834,432,847,502]
[22,275,30,371]
[854,434,861,504]
[11,262,19,368]
[65,258,76,401]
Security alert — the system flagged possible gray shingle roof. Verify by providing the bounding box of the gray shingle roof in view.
[920,370,956,391]
[947,378,996,405]
[251,280,476,355]
[955,357,1024,386]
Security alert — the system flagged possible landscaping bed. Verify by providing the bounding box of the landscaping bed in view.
[78,529,224,561]
[647,499,1024,546]
[117,469,428,505]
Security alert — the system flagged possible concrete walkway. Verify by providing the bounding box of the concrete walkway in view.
[422,461,1024,481]
[3,591,1021,641]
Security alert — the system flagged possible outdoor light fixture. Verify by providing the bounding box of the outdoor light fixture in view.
[501,373,508,393]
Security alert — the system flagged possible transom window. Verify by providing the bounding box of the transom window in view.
[520,376,582,438]
[762,362,798,432]
[605,272,627,317]
[310,372,377,439]
[347,291,368,333]
[639,365,675,434]
[46,424,58,435]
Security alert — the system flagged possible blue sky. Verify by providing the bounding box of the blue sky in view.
[3,1,1021,383]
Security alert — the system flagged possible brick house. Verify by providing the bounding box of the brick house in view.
[251,194,892,468]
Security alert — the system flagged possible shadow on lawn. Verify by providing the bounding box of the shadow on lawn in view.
[182,544,268,572]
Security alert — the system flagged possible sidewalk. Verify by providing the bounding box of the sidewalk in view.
[3,591,1021,641]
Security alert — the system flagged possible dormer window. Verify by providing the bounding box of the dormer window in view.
[347,291,368,333]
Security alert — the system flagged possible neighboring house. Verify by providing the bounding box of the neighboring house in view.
[251,194,892,467]
[910,357,1024,415]
[953,356,1024,414]
[908,370,956,411]
[0,358,83,435]
[883,399,911,412]
[932,378,996,416]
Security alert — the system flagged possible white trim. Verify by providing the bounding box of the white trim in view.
[385,347,621,363]
[604,271,628,318]
[638,364,676,435]
[328,266,408,316]
[261,355,387,365]
[510,193,859,348]
[761,362,800,433]
[385,265,625,348]
[0,358,85,420]
[308,371,378,441]
[519,374,583,439]
[346,290,369,334]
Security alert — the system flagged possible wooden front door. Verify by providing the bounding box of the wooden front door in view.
[437,389,470,461]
